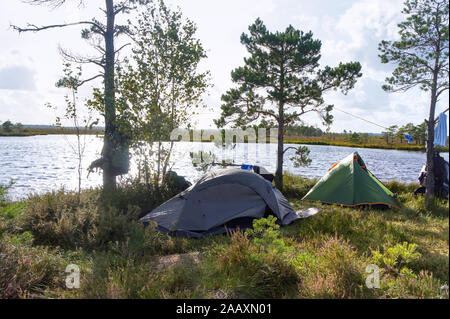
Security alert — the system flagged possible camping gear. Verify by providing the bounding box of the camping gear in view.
[302,152,399,208]
[414,151,449,199]
[434,112,448,147]
[241,164,275,182]
[404,133,413,144]
[296,207,320,218]
[139,168,300,238]
[240,164,253,170]
[111,146,130,175]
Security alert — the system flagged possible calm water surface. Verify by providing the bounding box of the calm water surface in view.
[0,135,448,200]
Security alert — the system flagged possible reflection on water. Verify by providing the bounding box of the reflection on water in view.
[0,134,448,200]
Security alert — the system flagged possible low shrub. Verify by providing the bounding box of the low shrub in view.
[383,271,444,298]
[111,177,185,218]
[0,184,8,207]
[384,180,418,196]
[294,236,371,298]
[15,185,181,252]
[75,250,203,299]
[204,218,300,298]
[0,232,66,298]
[1,174,447,299]
[17,189,100,249]
[282,173,317,198]
[372,242,421,274]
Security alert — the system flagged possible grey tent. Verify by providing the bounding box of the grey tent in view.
[139,168,300,238]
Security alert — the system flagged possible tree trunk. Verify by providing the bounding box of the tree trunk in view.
[102,0,116,192]
[425,88,438,207]
[424,32,442,208]
[275,105,284,191]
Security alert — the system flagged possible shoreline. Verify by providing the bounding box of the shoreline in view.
[1,132,448,153]
[284,139,449,153]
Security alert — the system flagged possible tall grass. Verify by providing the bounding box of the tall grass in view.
[0,175,448,299]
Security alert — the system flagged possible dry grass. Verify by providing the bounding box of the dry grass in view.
[0,175,448,299]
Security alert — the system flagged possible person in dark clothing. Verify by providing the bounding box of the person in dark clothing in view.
[414,151,449,199]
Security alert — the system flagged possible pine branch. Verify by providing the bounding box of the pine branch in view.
[11,21,105,35]
[77,74,103,87]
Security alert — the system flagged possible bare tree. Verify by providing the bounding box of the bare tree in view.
[11,0,151,192]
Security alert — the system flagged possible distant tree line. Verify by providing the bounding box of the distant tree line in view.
[251,120,432,147]
[285,125,324,137]
[381,122,429,145]
[0,120,25,133]
[335,122,430,145]
[250,122,325,138]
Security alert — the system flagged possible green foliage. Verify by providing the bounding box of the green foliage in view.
[216,19,362,127]
[349,132,361,144]
[246,216,293,255]
[0,232,67,298]
[293,237,370,298]
[0,121,25,135]
[0,183,10,207]
[282,173,317,199]
[48,63,98,195]
[109,176,181,216]
[379,0,448,94]
[370,242,444,298]
[289,145,312,168]
[373,242,422,273]
[204,230,299,298]
[0,175,448,299]
[1,120,13,132]
[382,125,399,144]
[216,18,362,189]
[395,121,428,145]
[0,202,25,220]
[15,189,143,250]
[75,251,202,298]
[113,0,210,184]
[285,124,324,137]
[379,0,448,205]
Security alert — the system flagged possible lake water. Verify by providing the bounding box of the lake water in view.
[0,134,448,200]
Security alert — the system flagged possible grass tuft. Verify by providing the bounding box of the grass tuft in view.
[0,174,448,299]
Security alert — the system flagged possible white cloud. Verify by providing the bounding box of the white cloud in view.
[0,66,36,91]
[0,0,443,134]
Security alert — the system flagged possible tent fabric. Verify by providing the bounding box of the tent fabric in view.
[434,112,448,147]
[302,152,399,208]
[404,133,413,144]
[139,168,300,238]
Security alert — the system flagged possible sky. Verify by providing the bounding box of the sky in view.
[0,0,448,133]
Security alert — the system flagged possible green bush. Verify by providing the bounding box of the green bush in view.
[246,215,293,255]
[111,177,183,218]
[384,180,417,195]
[282,173,317,198]
[17,190,100,248]
[204,219,299,298]
[372,242,421,275]
[14,184,182,252]
[0,183,11,207]
[293,236,371,298]
[1,174,447,299]
[0,232,66,298]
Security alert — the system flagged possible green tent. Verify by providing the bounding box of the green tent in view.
[302,152,399,208]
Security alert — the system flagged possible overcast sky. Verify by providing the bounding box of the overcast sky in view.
[0,0,448,133]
